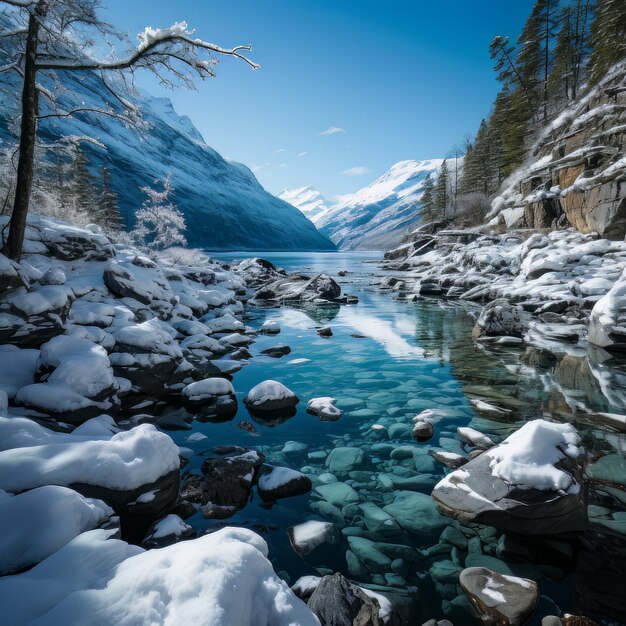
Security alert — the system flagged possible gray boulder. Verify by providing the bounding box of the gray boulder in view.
[472,299,527,339]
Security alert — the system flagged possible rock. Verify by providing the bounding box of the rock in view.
[103,262,152,305]
[412,421,434,442]
[0,253,27,294]
[237,420,258,433]
[243,380,299,414]
[460,566,539,626]
[326,447,365,473]
[317,326,333,337]
[457,426,495,449]
[315,482,360,507]
[260,320,281,334]
[588,266,626,353]
[14,335,120,424]
[382,491,447,541]
[307,573,382,626]
[260,344,292,358]
[257,464,312,501]
[432,420,587,535]
[289,520,339,557]
[472,299,527,339]
[181,377,237,421]
[432,451,468,469]
[198,448,265,511]
[255,273,341,303]
[235,257,282,287]
[307,397,343,421]
[141,514,195,549]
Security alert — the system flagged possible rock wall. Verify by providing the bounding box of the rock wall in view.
[490,63,626,239]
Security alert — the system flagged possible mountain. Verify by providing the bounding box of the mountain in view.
[0,68,335,252]
[277,186,331,224]
[314,160,443,250]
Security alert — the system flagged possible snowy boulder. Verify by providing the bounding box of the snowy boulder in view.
[110,319,184,396]
[306,573,384,626]
[472,299,527,339]
[260,320,281,334]
[0,253,27,293]
[40,267,66,286]
[0,284,72,347]
[257,465,312,501]
[141,514,195,549]
[412,420,435,442]
[253,273,341,303]
[203,312,245,334]
[15,335,119,424]
[181,377,238,421]
[432,420,587,534]
[588,266,626,353]
[307,397,343,421]
[198,448,265,513]
[0,527,319,626]
[104,262,153,305]
[244,380,299,414]
[0,344,38,400]
[235,257,283,287]
[69,300,115,328]
[0,486,114,575]
[288,520,339,557]
[0,418,180,517]
[459,567,539,626]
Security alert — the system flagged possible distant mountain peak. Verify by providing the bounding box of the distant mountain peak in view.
[277,186,331,224]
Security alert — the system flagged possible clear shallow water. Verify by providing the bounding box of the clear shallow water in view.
[162,252,625,625]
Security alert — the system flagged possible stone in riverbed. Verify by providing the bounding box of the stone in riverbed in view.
[256,464,312,501]
[260,320,281,334]
[432,420,587,535]
[317,326,333,337]
[382,491,447,541]
[260,344,292,358]
[459,566,539,626]
[413,420,434,442]
[243,379,299,414]
[326,446,365,473]
[306,573,382,626]
[288,520,339,557]
[307,396,343,421]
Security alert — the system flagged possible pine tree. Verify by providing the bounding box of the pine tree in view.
[97,166,123,232]
[434,160,449,217]
[71,147,94,210]
[420,174,436,223]
[590,0,626,84]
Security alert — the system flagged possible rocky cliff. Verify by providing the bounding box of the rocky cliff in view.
[489,62,626,238]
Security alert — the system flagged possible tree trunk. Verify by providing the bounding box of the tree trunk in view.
[4,1,47,261]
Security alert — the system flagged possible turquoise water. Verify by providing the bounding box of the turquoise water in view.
[162,252,625,625]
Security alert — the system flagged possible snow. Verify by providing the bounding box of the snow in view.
[150,514,192,539]
[485,419,582,494]
[0,421,179,492]
[114,319,183,358]
[182,378,234,401]
[260,320,281,334]
[290,521,335,553]
[457,427,495,449]
[0,527,318,625]
[278,186,332,224]
[203,313,245,333]
[307,397,343,420]
[0,345,38,399]
[0,486,112,575]
[8,284,70,316]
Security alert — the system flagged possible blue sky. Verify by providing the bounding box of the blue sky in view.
[101,1,534,199]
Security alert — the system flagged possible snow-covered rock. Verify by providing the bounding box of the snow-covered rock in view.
[306,396,343,421]
[260,320,281,334]
[472,299,527,339]
[257,465,312,501]
[244,380,299,413]
[588,265,626,352]
[288,520,339,557]
[0,418,180,516]
[0,527,319,625]
[253,273,341,303]
[141,513,195,549]
[432,419,587,534]
[459,567,538,626]
[181,377,238,421]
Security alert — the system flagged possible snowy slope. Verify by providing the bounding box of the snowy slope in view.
[277,186,331,224]
[0,70,334,252]
[315,160,443,250]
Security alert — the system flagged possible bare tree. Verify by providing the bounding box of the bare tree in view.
[0,0,258,260]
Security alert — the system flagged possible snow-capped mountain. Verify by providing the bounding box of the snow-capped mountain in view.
[277,186,331,224]
[315,160,444,250]
[0,69,334,251]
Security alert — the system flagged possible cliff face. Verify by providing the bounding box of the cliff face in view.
[489,63,626,239]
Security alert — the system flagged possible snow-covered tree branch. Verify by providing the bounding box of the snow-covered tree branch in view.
[0,0,258,260]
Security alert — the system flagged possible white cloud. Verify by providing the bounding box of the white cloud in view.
[319,126,346,136]
[276,163,288,168]
[274,148,286,153]
[341,166,369,176]
[296,151,308,157]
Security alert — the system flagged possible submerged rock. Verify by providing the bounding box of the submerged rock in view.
[288,520,339,557]
[459,566,539,626]
[181,377,237,421]
[257,465,312,501]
